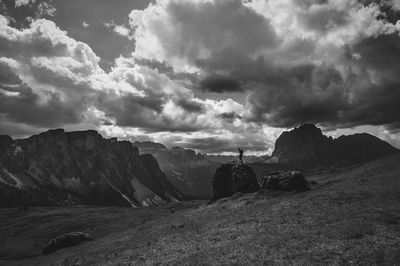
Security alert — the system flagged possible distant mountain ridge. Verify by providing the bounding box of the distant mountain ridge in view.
[134,143,219,199]
[271,124,399,169]
[205,154,271,164]
[0,129,182,207]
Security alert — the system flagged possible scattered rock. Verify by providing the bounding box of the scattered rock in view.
[211,163,259,200]
[259,171,310,191]
[42,232,93,255]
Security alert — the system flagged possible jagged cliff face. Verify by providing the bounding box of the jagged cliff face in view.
[272,124,399,169]
[0,129,182,207]
[134,143,218,199]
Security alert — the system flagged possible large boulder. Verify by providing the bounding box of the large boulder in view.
[42,232,93,255]
[259,171,309,191]
[211,163,259,200]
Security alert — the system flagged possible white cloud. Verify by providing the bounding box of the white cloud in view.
[82,21,89,28]
[0,14,279,153]
[129,0,279,73]
[36,1,57,17]
[2,0,400,153]
[14,0,36,7]
[104,20,131,38]
[114,25,130,37]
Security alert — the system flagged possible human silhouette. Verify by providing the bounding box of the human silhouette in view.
[238,147,244,164]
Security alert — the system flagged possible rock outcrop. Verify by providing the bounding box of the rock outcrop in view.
[42,232,93,255]
[271,124,399,169]
[0,129,182,207]
[259,171,309,191]
[211,163,259,200]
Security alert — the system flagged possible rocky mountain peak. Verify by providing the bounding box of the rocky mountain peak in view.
[278,124,325,143]
[295,123,321,133]
[271,124,399,169]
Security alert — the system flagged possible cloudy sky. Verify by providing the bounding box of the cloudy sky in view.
[1,0,400,154]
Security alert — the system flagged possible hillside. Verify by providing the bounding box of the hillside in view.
[0,129,182,208]
[2,153,400,265]
[272,124,399,169]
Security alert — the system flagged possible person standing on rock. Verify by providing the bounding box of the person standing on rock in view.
[238,147,244,164]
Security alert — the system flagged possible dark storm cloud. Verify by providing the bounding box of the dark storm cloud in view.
[245,32,400,130]
[184,1,400,130]
[99,93,164,127]
[164,0,279,56]
[351,33,400,71]
[360,1,400,23]
[0,62,83,128]
[198,75,241,93]
[98,91,208,133]
[216,112,242,123]
[296,2,350,33]
[0,62,20,84]
[0,85,81,127]
[141,122,207,133]
[176,99,204,113]
[336,33,400,129]
[130,0,280,73]
[245,64,349,128]
[196,48,351,128]
[342,81,400,127]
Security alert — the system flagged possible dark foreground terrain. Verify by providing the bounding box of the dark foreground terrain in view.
[1,154,400,265]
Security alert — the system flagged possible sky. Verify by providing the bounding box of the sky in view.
[1,0,400,155]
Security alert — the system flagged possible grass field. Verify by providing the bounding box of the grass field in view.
[1,154,400,265]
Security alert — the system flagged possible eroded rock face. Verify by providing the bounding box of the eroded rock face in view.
[211,163,259,200]
[259,171,309,191]
[42,232,93,255]
[0,129,182,207]
[271,124,399,169]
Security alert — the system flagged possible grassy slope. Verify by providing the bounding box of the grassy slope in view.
[1,154,400,265]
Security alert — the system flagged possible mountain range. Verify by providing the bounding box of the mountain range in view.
[0,124,398,207]
[0,129,181,207]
